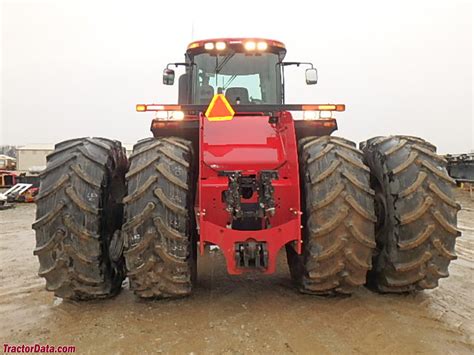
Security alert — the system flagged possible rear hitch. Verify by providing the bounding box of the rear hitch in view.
[219,170,278,220]
[235,240,268,269]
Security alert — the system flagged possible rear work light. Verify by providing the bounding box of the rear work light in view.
[135,104,184,121]
[215,41,226,50]
[244,41,268,51]
[156,111,185,121]
[302,104,345,120]
[136,104,182,111]
[244,41,257,50]
[303,111,333,120]
[257,41,268,50]
[205,42,226,51]
[187,39,285,50]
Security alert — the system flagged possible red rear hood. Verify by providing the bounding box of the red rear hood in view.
[202,115,285,171]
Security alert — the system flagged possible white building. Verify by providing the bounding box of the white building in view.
[16,144,54,173]
[16,143,134,173]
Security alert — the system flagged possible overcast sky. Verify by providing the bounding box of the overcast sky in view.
[1,0,472,153]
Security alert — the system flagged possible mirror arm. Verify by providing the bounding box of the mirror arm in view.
[166,62,190,69]
[281,61,314,69]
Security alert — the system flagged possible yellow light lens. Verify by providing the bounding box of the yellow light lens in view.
[188,42,200,49]
[204,42,214,50]
[136,104,147,112]
[257,41,268,51]
[215,41,226,50]
[318,105,337,111]
[244,41,256,50]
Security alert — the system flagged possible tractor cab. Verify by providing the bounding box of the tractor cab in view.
[162,38,318,105]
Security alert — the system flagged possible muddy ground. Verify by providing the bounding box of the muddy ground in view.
[0,189,473,354]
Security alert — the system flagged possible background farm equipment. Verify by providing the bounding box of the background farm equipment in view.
[0,183,38,206]
[446,153,474,198]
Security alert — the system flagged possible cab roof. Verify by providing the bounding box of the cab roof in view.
[187,38,285,49]
[186,38,287,57]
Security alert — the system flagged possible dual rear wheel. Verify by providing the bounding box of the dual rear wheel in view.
[33,137,196,300]
[121,137,196,298]
[286,136,376,295]
[33,135,459,299]
[32,138,127,300]
[361,136,460,292]
[287,135,460,295]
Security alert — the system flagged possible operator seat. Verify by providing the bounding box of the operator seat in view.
[199,84,214,104]
[225,87,250,104]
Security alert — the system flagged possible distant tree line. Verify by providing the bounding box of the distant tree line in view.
[0,145,17,158]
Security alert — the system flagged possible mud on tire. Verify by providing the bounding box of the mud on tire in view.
[122,137,196,298]
[287,136,376,295]
[361,135,461,292]
[33,138,128,300]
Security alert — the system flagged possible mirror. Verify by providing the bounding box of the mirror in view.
[163,68,175,85]
[305,68,318,85]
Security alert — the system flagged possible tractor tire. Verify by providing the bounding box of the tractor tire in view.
[287,136,376,295]
[33,137,128,300]
[361,136,461,292]
[122,137,196,298]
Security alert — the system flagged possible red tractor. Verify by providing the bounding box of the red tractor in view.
[33,38,460,300]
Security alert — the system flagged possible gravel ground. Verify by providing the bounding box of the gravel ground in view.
[0,189,472,354]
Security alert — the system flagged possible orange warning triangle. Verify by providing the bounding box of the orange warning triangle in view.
[205,94,235,121]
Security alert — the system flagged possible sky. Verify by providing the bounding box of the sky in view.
[1,0,472,153]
